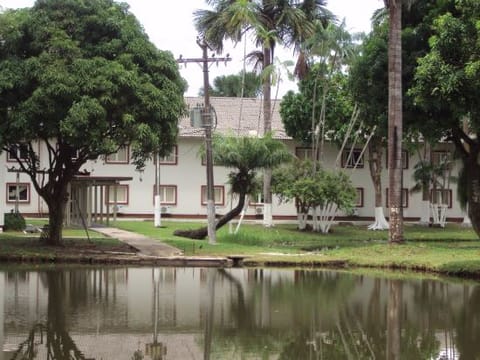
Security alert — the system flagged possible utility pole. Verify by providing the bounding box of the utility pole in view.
[177,37,231,244]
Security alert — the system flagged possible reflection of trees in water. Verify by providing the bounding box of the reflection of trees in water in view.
[10,271,90,360]
[9,270,139,360]
[6,268,480,359]
[10,322,88,360]
[212,271,445,360]
[456,285,480,359]
[212,269,358,358]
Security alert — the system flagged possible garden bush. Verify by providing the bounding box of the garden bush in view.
[4,212,26,231]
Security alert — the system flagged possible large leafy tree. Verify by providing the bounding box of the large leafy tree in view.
[200,71,262,97]
[194,0,331,227]
[280,21,356,160]
[281,68,353,148]
[0,0,186,245]
[409,0,480,237]
[174,134,291,240]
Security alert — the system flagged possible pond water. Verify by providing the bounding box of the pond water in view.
[0,266,479,360]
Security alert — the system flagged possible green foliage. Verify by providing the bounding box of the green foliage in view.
[273,160,357,213]
[202,71,262,98]
[0,0,186,167]
[0,0,186,244]
[348,21,388,136]
[281,70,354,146]
[409,1,480,135]
[211,133,292,196]
[4,212,26,231]
[349,1,459,141]
[410,159,452,194]
[280,21,356,147]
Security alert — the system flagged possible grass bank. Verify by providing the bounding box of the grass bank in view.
[114,220,480,278]
[1,219,480,278]
[0,223,135,262]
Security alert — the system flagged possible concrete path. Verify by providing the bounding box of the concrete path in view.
[92,227,183,257]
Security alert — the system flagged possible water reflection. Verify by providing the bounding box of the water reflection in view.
[1,267,479,359]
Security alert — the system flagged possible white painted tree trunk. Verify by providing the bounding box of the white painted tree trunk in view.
[368,207,390,230]
[263,203,273,227]
[430,203,447,227]
[462,215,472,227]
[207,200,217,244]
[316,203,337,234]
[418,200,430,226]
[154,195,162,227]
[297,212,308,230]
[234,196,249,234]
[312,207,319,232]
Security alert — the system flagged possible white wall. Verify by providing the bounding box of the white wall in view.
[1,138,466,221]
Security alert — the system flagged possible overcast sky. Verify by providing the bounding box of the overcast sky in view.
[1,0,383,97]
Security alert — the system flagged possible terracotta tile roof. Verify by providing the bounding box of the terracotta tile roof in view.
[179,97,290,139]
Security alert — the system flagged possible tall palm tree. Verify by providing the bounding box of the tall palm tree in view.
[174,134,291,240]
[194,0,331,227]
[384,0,404,243]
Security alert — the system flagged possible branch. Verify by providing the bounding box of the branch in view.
[451,127,470,159]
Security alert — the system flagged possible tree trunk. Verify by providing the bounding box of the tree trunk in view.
[262,44,273,227]
[41,181,70,246]
[419,142,432,225]
[46,271,85,358]
[387,279,403,360]
[465,156,480,237]
[387,0,404,243]
[368,137,389,230]
[174,192,247,240]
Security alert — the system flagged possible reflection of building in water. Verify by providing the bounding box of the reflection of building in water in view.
[0,267,477,359]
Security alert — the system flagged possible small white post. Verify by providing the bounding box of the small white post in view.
[154,153,162,227]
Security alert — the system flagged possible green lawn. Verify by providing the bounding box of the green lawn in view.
[111,219,480,276]
[2,218,480,277]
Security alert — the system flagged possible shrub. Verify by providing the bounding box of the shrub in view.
[4,212,26,231]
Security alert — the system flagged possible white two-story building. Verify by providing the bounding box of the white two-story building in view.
[0,96,466,229]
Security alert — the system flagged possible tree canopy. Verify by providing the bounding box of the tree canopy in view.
[200,71,262,98]
[0,0,186,245]
[409,0,480,236]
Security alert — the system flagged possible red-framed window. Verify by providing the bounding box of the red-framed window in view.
[6,183,30,203]
[106,185,129,205]
[153,185,177,205]
[355,188,364,207]
[431,189,453,208]
[201,185,225,206]
[342,148,364,168]
[7,144,29,162]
